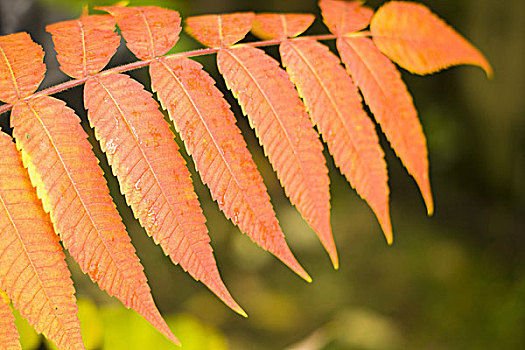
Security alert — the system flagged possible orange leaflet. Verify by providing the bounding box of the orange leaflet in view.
[84,73,245,316]
[318,0,373,36]
[99,6,181,60]
[0,290,20,349]
[371,2,492,77]
[337,37,433,215]
[0,33,45,103]
[46,15,120,78]
[150,56,311,282]
[217,46,335,267]
[0,132,83,350]
[281,39,393,244]
[185,13,254,47]
[252,13,315,40]
[10,97,178,345]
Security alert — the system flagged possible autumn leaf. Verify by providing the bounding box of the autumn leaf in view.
[0,33,45,103]
[337,36,433,214]
[185,13,255,47]
[151,56,311,282]
[318,0,373,35]
[252,13,315,40]
[218,45,335,265]
[281,38,392,244]
[0,132,83,349]
[11,97,178,345]
[98,6,181,60]
[46,15,120,78]
[370,1,492,77]
[84,73,245,316]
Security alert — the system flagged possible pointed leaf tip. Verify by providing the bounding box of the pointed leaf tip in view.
[236,307,248,318]
[263,233,312,283]
[414,165,434,216]
[371,1,492,76]
[375,205,393,245]
[301,264,312,282]
[280,39,392,253]
[303,271,313,283]
[332,254,340,270]
[422,181,434,216]
[165,328,181,346]
[85,73,244,318]
[329,245,339,270]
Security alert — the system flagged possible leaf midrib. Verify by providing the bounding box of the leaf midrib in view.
[24,99,142,298]
[158,58,274,234]
[287,39,372,174]
[93,75,207,268]
[0,183,74,347]
[0,44,20,100]
[222,47,317,208]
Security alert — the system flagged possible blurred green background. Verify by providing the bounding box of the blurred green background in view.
[1,0,523,349]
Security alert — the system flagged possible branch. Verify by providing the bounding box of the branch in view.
[0,33,343,117]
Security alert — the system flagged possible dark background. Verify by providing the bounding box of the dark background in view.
[1,0,523,349]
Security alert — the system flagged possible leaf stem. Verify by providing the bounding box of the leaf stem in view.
[0,33,339,117]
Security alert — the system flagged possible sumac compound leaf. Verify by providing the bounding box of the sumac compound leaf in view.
[185,13,254,47]
[218,46,335,266]
[46,15,120,78]
[0,33,45,103]
[99,6,181,60]
[0,2,494,348]
[84,73,244,316]
[150,56,311,281]
[10,97,178,345]
[281,39,392,244]
[371,1,492,76]
[0,132,83,350]
[337,36,433,214]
